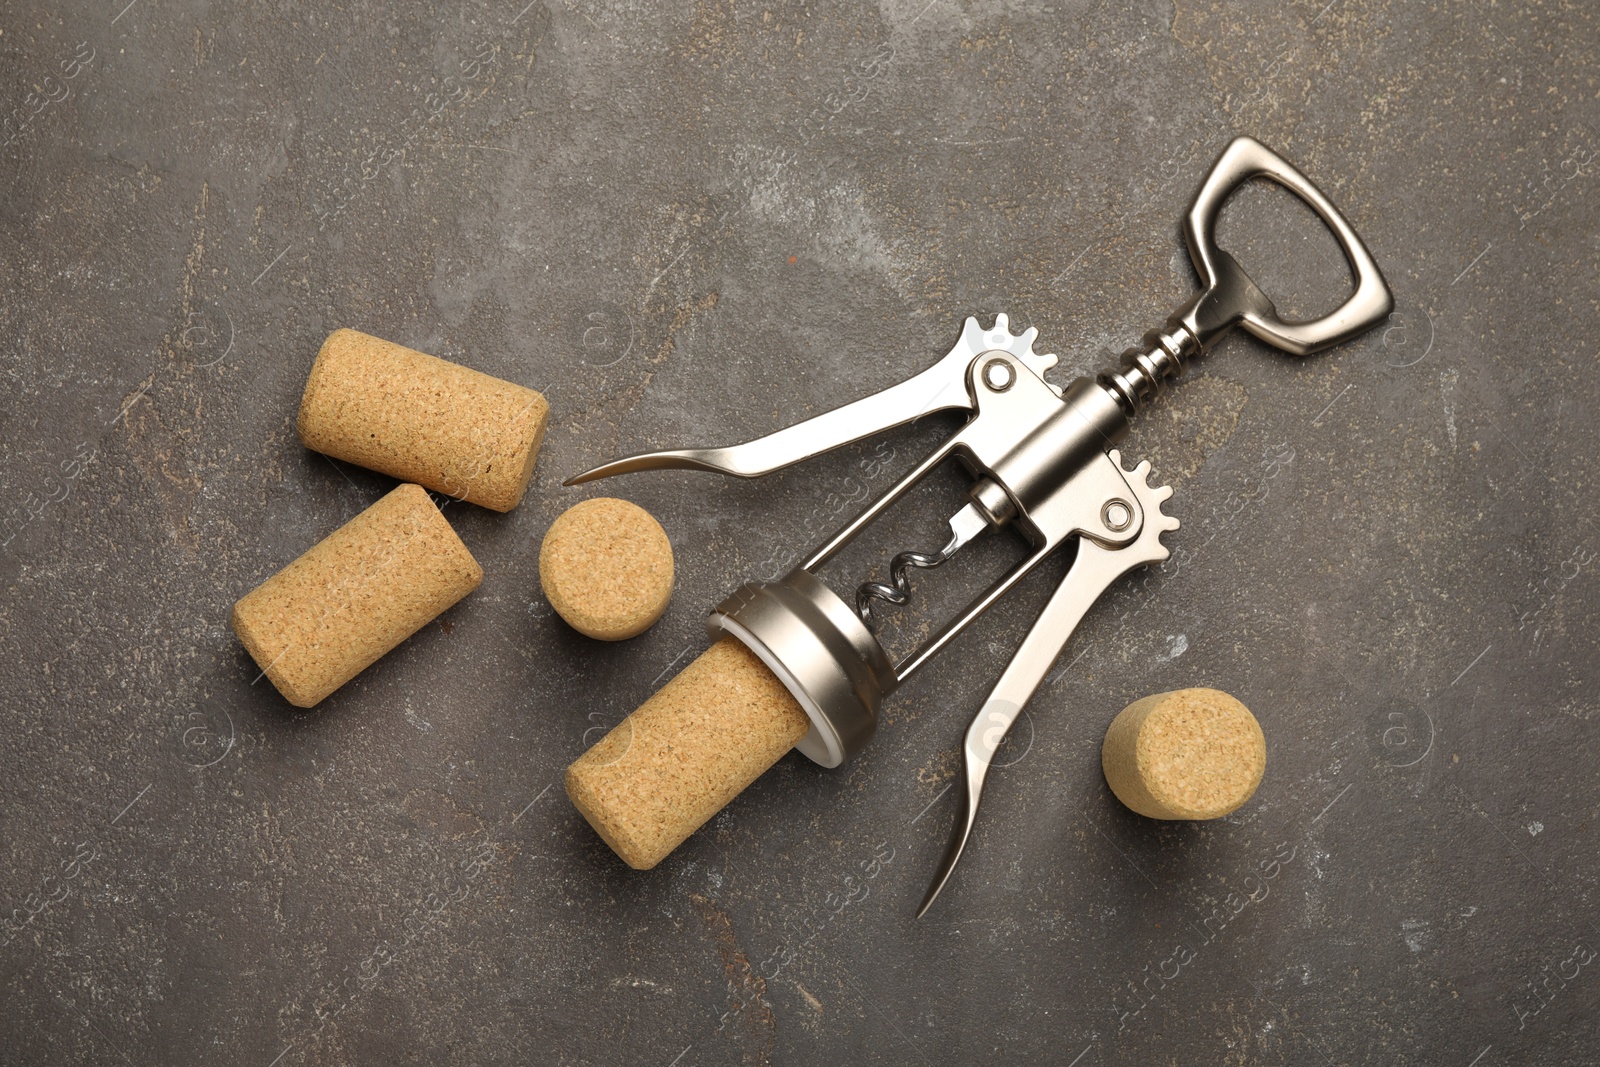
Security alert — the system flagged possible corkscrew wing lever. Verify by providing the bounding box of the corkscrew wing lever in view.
[917,454,1177,917]
[564,315,1058,485]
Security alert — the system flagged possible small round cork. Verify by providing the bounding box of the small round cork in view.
[565,637,810,869]
[1101,688,1266,820]
[539,498,674,641]
[297,328,550,513]
[231,483,483,708]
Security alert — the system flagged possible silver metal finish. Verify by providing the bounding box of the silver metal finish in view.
[1098,136,1394,417]
[981,357,1015,392]
[916,451,1178,917]
[1185,136,1393,356]
[795,351,1143,687]
[708,568,897,768]
[969,478,1016,525]
[569,137,1394,914]
[855,503,988,626]
[563,314,1058,486]
[887,450,1144,683]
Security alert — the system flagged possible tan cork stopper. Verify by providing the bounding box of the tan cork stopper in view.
[565,637,810,869]
[297,328,550,512]
[1101,688,1266,820]
[231,483,484,708]
[539,498,674,641]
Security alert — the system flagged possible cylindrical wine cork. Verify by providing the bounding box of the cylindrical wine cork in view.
[297,328,550,512]
[566,637,810,869]
[540,498,674,641]
[1101,688,1266,820]
[232,483,483,708]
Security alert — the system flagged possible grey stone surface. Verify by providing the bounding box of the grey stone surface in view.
[2,0,1597,1063]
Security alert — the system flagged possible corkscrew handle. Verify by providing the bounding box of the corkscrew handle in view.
[1100,136,1396,417]
[1185,136,1394,355]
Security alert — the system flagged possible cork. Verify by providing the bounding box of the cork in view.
[297,328,549,512]
[540,498,674,641]
[1100,688,1266,820]
[232,483,483,708]
[565,637,811,869]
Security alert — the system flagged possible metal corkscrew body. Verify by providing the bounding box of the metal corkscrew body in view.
[566,137,1393,915]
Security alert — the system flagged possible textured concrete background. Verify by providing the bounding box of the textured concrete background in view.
[2,0,1597,1063]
